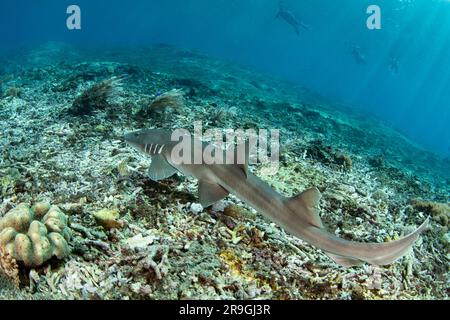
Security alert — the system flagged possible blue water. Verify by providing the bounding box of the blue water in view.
[1,0,449,154]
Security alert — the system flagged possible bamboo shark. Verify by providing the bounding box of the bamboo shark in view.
[124,129,428,267]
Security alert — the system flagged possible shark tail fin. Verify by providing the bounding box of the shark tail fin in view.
[361,217,430,266]
[286,187,323,228]
[313,216,429,267]
[287,188,429,267]
[287,188,365,267]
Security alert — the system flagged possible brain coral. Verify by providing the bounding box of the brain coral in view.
[0,203,71,267]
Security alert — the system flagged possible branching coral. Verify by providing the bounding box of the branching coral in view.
[69,76,124,115]
[0,203,72,267]
[0,245,19,287]
[148,88,185,112]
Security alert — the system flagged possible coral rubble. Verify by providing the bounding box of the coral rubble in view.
[0,44,448,300]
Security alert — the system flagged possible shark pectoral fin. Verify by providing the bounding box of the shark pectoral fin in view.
[325,252,364,267]
[287,187,323,228]
[198,180,229,208]
[148,154,178,181]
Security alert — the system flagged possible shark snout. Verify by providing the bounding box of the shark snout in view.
[124,131,141,144]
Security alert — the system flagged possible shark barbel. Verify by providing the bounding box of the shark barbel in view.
[124,129,428,267]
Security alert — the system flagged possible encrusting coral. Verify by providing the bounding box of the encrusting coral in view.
[0,203,72,267]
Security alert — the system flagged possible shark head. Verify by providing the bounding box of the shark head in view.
[124,129,173,156]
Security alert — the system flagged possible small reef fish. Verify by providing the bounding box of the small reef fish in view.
[125,129,428,267]
[276,6,309,36]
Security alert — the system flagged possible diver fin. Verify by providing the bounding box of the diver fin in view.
[287,187,323,228]
[325,252,364,267]
[198,180,229,208]
[148,155,177,181]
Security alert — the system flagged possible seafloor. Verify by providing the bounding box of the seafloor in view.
[0,43,448,300]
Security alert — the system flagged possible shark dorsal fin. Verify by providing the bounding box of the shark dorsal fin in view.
[233,140,250,178]
[237,145,249,177]
[223,141,250,178]
[148,154,178,181]
[198,180,229,208]
[287,187,323,228]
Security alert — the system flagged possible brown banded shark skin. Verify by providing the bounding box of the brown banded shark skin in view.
[124,129,429,267]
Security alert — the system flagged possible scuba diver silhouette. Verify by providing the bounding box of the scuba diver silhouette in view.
[275,2,309,36]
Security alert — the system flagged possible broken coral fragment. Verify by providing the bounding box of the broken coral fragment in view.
[92,209,122,229]
[124,233,158,250]
[0,203,71,267]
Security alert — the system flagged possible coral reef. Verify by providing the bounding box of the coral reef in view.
[307,140,353,171]
[68,76,123,115]
[410,199,450,228]
[0,167,22,197]
[3,86,21,98]
[148,88,185,113]
[0,203,71,267]
[0,44,448,299]
[368,155,385,168]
